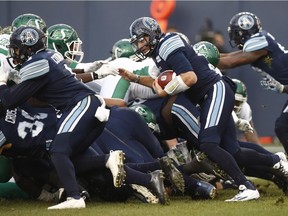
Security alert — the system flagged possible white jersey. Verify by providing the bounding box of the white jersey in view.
[0,34,11,75]
[99,57,160,102]
[0,34,20,84]
[237,101,252,122]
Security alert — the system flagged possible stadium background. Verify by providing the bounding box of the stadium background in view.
[0,1,287,141]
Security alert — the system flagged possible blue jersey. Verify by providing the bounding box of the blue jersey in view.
[152,33,221,103]
[0,105,57,158]
[0,50,95,111]
[244,31,288,84]
[95,107,164,163]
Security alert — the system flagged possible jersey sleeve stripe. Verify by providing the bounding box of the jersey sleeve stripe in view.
[20,59,50,81]
[0,131,7,147]
[243,36,268,52]
[159,35,185,60]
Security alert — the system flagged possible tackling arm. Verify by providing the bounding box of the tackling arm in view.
[118,68,155,88]
[217,49,268,70]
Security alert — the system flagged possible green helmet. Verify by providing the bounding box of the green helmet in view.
[0,33,10,56]
[47,24,84,63]
[11,13,47,33]
[129,104,160,133]
[111,38,137,60]
[232,78,248,114]
[193,41,220,67]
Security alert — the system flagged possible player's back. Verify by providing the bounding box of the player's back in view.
[0,105,58,158]
[20,50,95,110]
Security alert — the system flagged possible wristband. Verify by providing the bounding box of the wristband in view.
[92,72,98,80]
[164,75,189,95]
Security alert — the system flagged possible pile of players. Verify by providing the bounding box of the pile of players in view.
[0,11,288,210]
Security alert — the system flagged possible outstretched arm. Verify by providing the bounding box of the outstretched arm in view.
[217,49,268,70]
[118,68,155,88]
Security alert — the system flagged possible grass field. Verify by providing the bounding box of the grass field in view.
[1,178,288,216]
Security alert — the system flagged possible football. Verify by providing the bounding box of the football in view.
[157,70,176,88]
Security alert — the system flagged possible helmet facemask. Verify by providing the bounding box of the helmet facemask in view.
[130,34,156,60]
[129,17,162,60]
[64,38,84,63]
[234,93,247,115]
[232,78,248,114]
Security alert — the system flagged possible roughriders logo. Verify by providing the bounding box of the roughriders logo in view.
[20,28,39,46]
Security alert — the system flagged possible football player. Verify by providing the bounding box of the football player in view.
[218,12,288,155]
[3,102,200,204]
[3,20,172,204]
[47,23,119,90]
[193,41,258,141]
[232,78,261,144]
[118,34,288,196]
[0,26,121,209]
[122,16,288,202]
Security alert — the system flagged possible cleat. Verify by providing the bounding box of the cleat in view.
[147,170,169,205]
[48,197,85,210]
[275,152,288,162]
[56,188,66,203]
[167,141,192,165]
[225,185,260,202]
[272,175,288,196]
[130,184,159,204]
[159,156,185,193]
[273,160,288,176]
[188,180,217,200]
[106,150,126,187]
[195,152,231,181]
[80,190,90,201]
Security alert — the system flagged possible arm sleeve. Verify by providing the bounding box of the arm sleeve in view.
[0,76,49,108]
[166,51,193,74]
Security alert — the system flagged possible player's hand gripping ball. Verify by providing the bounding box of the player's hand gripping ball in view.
[156,70,176,88]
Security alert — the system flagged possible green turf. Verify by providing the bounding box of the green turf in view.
[1,179,288,216]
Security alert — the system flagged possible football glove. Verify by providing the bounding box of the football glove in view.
[236,118,254,133]
[94,63,119,79]
[77,60,109,73]
[94,95,110,122]
[260,73,284,93]
[232,111,254,133]
[8,69,21,84]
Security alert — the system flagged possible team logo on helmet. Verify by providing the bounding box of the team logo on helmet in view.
[143,17,158,31]
[238,14,255,30]
[20,28,39,46]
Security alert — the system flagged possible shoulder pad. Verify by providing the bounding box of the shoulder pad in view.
[159,34,185,61]
[20,59,49,81]
[243,35,268,52]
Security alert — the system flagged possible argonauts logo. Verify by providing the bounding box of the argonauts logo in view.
[143,17,158,31]
[20,28,39,46]
[238,14,255,30]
